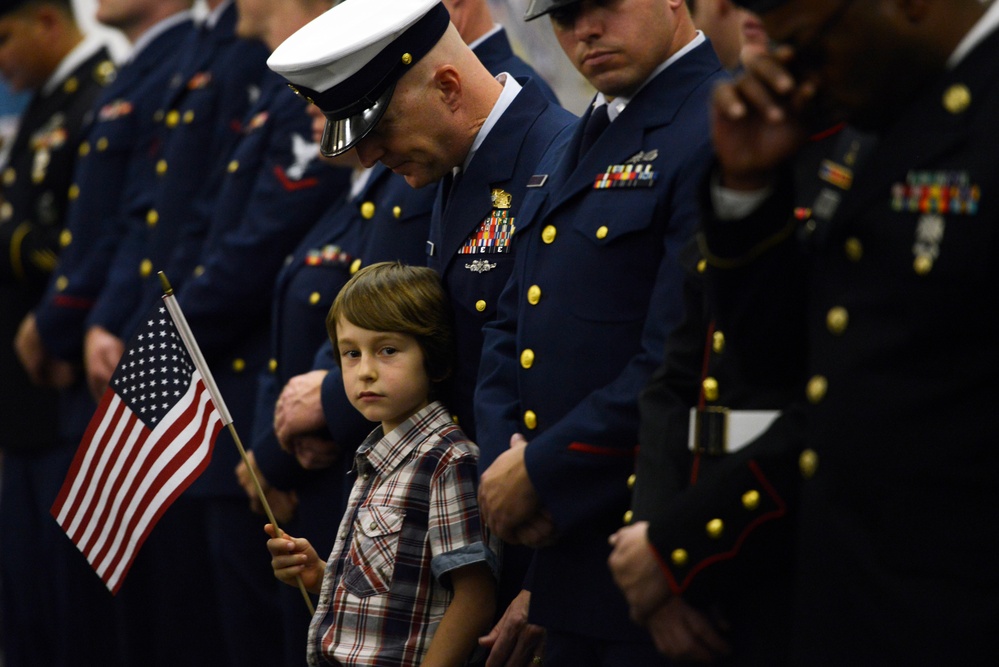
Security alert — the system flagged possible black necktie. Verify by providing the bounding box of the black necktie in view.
[577,104,611,163]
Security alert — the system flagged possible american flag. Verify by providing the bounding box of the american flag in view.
[51,295,227,594]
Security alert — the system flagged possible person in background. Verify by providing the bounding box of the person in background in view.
[0,1,114,665]
[472,0,726,664]
[267,261,496,667]
[685,0,767,71]
[73,1,273,664]
[614,0,999,662]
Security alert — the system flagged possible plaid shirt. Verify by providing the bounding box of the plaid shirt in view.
[308,401,497,667]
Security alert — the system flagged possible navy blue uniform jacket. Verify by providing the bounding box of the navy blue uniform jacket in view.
[689,25,999,664]
[428,78,575,441]
[475,40,725,640]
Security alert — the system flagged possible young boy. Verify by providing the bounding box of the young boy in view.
[266,261,497,666]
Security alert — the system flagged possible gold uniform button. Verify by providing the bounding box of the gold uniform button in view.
[706,518,724,539]
[1,201,12,220]
[268,359,278,373]
[799,449,819,479]
[227,160,239,173]
[166,110,180,127]
[55,275,69,291]
[183,110,195,124]
[520,348,535,369]
[943,83,971,115]
[527,284,541,305]
[309,291,321,305]
[697,258,707,274]
[623,510,634,525]
[146,209,159,227]
[914,255,933,275]
[156,159,168,175]
[153,109,164,123]
[392,205,402,218]
[702,376,719,402]
[193,265,205,277]
[806,375,828,404]
[2,167,15,186]
[360,201,375,219]
[712,331,725,354]
[475,299,486,312]
[671,548,689,567]
[844,237,863,262]
[826,307,849,335]
[595,225,609,240]
[541,225,557,244]
[627,473,636,490]
[96,138,109,152]
[68,184,80,200]
[523,410,537,430]
[60,229,72,247]
[401,52,413,65]
[78,142,90,157]
[139,259,153,277]
[64,77,78,94]
[350,258,362,274]
[742,489,760,511]
[232,358,246,372]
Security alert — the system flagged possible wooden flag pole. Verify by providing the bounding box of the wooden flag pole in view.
[158,272,315,617]
[225,423,315,616]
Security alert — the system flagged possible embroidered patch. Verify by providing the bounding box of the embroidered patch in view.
[305,245,351,266]
[891,171,980,215]
[458,209,515,254]
[187,72,212,90]
[819,159,853,189]
[594,164,656,189]
[99,100,134,122]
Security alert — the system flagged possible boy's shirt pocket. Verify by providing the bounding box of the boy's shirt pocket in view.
[342,505,405,598]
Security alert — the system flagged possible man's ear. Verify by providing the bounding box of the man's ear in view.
[434,65,463,112]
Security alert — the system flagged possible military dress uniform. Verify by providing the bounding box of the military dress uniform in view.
[88,0,269,343]
[428,76,574,441]
[682,16,999,665]
[0,37,115,667]
[474,38,725,663]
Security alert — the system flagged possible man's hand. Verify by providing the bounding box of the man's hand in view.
[711,45,814,191]
[479,434,543,543]
[290,433,341,470]
[84,325,124,401]
[646,597,731,662]
[607,521,671,623]
[479,590,546,667]
[14,313,75,388]
[274,370,328,450]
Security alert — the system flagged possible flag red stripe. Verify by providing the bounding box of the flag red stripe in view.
[51,387,119,519]
[90,380,210,576]
[105,405,222,593]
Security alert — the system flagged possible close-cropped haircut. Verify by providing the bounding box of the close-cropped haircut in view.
[326,261,455,383]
